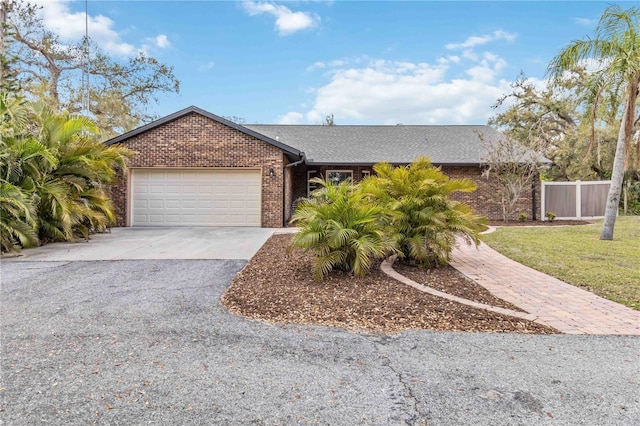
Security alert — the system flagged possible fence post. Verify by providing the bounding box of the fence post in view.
[541,181,547,221]
[576,180,582,220]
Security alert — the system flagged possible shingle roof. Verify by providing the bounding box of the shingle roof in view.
[244,124,508,165]
[104,106,546,166]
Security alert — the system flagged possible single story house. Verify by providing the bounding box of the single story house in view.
[105,106,540,228]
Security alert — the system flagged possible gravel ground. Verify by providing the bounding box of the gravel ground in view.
[2,259,639,425]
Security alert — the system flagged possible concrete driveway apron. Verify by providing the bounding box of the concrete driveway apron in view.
[0,227,275,261]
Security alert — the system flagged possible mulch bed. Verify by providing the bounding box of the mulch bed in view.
[221,235,558,335]
[393,263,525,312]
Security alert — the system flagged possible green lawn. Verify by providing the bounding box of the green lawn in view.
[481,216,640,310]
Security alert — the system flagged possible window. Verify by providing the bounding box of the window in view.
[326,170,353,185]
[307,170,320,196]
[361,170,370,179]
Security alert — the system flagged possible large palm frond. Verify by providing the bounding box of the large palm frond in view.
[290,178,397,280]
[0,182,38,252]
[362,156,486,267]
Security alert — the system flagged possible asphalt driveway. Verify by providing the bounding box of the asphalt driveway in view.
[1,232,639,424]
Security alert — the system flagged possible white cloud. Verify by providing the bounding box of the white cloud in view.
[438,55,460,65]
[464,52,507,83]
[154,34,171,49]
[277,111,304,124]
[446,30,516,50]
[573,17,595,26]
[142,34,172,54]
[33,0,170,57]
[33,0,136,56]
[287,30,521,125]
[306,59,349,72]
[307,61,327,72]
[242,1,319,35]
[292,46,518,125]
[198,61,216,71]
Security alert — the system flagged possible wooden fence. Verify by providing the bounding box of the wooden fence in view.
[541,180,611,220]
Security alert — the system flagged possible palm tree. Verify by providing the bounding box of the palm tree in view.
[290,178,397,280]
[361,156,486,267]
[548,5,640,240]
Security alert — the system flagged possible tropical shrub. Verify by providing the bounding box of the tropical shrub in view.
[290,178,398,280]
[0,93,39,251]
[0,181,38,252]
[290,157,487,279]
[31,105,131,242]
[0,94,132,251]
[362,156,487,267]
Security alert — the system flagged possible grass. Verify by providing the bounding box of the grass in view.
[481,216,640,310]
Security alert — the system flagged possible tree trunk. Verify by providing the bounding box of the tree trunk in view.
[600,99,629,240]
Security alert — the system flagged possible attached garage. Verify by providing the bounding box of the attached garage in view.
[130,169,261,227]
[106,106,304,228]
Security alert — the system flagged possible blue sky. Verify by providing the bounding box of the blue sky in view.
[33,1,632,125]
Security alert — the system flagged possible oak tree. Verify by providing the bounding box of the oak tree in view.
[4,0,180,140]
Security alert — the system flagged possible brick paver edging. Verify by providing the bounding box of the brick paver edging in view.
[380,255,538,323]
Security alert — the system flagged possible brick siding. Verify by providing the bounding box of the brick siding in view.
[110,112,285,227]
[442,166,541,221]
[282,164,540,222]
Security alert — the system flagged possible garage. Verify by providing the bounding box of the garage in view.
[105,107,304,228]
[130,169,262,226]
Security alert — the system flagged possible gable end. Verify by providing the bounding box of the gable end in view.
[104,106,302,157]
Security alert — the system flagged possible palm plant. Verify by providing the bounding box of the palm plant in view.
[0,96,132,250]
[0,181,38,252]
[290,178,398,280]
[31,105,131,242]
[0,136,54,250]
[362,156,486,267]
[0,94,42,251]
[548,5,640,240]
[0,93,31,137]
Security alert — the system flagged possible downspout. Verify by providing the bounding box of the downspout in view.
[282,152,306,227]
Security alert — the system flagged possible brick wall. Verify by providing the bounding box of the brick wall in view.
[282,164,540,222]
[110,112,286,227]
[442,166,541,221]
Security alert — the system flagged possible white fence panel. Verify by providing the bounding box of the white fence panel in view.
[541,180,611,220]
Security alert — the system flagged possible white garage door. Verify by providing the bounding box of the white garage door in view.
[131,169,261,226]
